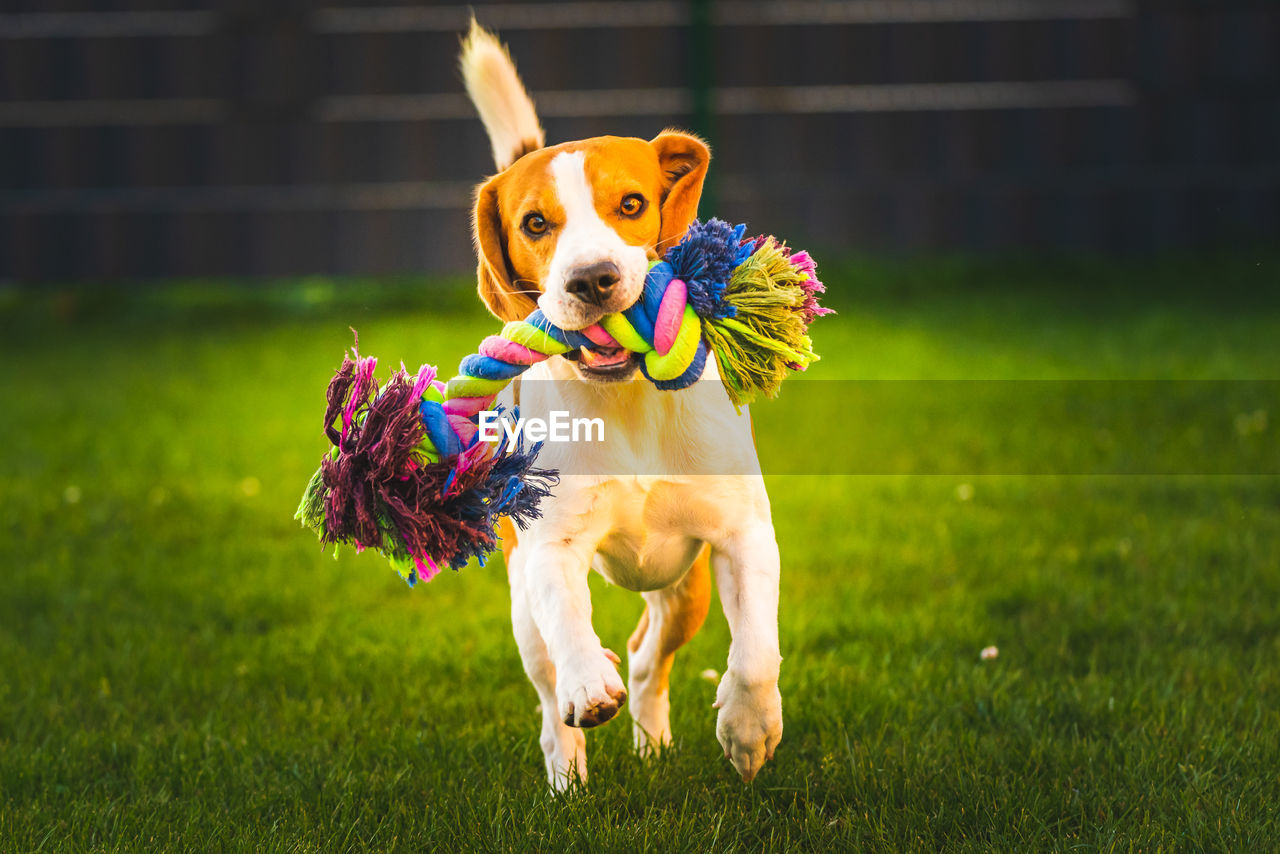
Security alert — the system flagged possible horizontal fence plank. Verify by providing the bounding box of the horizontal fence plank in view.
[316,1,1135,33]
[316,2,685,33]
[717,0,1134,25]
[0,98,229,126]
[0,79,1138,127]
[0,181,475,214]
[0,1,1134,41]
[714,80,1137,113]
[0,11,218,39]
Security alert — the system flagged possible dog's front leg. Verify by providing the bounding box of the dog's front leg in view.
[711,525,784,782]
[507,543,587,790]
[525,541,628,729]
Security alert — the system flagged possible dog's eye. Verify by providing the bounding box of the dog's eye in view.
[521,212,548,236]
[619,194,646,217]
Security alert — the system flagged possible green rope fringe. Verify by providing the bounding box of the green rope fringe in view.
[705,238,819,406]
[295,462,327,529]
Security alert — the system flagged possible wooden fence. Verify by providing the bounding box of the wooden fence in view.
[1,1,1277,281]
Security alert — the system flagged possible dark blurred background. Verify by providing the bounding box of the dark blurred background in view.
[1,0,1276,282]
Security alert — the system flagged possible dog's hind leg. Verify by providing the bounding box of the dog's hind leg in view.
[626,545,712,755]
[501,521,587,791]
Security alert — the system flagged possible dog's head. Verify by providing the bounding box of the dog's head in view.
[472,132,709,376]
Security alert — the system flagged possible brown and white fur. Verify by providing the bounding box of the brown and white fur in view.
[460,22,782,789]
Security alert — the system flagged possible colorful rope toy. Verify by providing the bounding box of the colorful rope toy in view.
[296,218,830,584]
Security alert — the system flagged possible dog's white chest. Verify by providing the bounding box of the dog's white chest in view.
[588,477,713,591]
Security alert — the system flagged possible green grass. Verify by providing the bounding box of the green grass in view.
[2,253,1279,851]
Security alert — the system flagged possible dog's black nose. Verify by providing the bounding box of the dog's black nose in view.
[565,261,620,305]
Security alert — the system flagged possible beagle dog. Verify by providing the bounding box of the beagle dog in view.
[460,22,783,789]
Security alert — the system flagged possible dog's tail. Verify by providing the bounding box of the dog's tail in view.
[460,19,544,171]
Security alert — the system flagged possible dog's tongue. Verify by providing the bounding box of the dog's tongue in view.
[579,346,630,368]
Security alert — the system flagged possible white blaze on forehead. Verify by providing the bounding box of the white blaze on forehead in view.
[549,150,609,243]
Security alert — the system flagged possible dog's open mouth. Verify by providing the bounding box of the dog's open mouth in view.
[572,346,638,378]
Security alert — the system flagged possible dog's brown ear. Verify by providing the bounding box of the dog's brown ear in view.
[473,176,538,322]
[651,130,710,255]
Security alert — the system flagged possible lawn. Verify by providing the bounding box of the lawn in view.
[1,252,1278,851]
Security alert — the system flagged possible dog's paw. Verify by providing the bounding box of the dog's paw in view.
[629,664,673,755]
[630,701,673,756]
[714,672,782,782]
[540,724,588,793]
[558,647,627,728]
